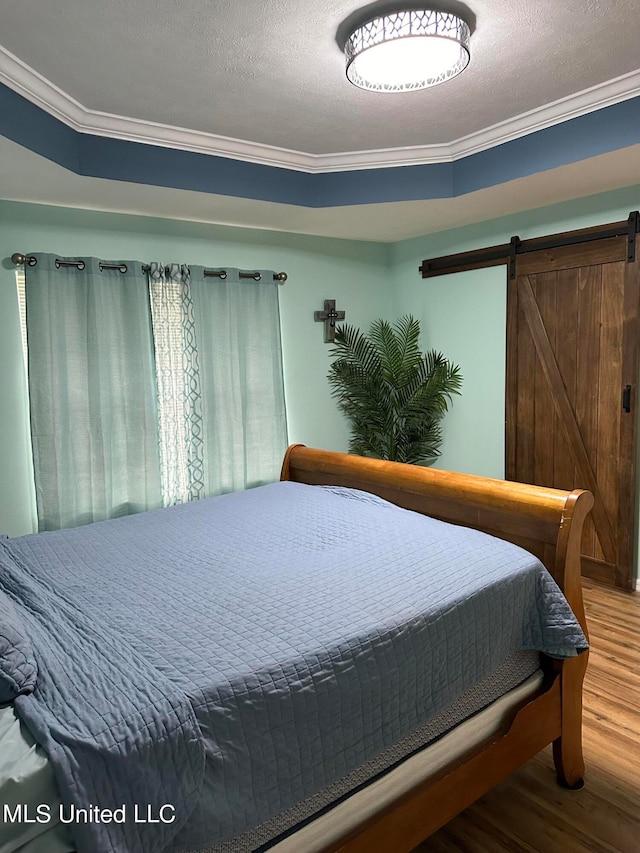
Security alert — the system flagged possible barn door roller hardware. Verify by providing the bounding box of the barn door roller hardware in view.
[419,211,640,280]
[509,236,520,280]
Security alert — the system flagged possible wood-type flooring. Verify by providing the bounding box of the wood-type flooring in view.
[413,580,640,853]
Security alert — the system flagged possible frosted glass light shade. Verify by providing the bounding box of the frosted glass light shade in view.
[345,9,471,92]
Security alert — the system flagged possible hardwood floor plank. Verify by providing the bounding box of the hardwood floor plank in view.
[413,582,640,853]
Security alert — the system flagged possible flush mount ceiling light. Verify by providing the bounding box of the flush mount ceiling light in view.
[345,8,471,92]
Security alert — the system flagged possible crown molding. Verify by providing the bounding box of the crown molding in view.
[448,69,640,160]
[0,45,87,127]
[2,43,640,174]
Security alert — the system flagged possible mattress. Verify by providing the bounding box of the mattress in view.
[269,671,545,853]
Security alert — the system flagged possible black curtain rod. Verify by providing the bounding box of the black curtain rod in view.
[10,254,287,283]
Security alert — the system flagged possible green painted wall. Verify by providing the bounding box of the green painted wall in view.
[0,201,392,535]
[391,265,506,478]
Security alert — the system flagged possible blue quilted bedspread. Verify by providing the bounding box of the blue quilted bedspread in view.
[0,481,587,853]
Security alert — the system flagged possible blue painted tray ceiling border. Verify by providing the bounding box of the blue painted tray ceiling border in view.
[1,82,639,208]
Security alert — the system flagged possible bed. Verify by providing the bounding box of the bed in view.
[0,445,592,853]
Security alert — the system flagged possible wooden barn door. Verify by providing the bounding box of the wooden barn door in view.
[506,235,640,590]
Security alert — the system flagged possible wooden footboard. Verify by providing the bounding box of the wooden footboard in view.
[280,445,594,851]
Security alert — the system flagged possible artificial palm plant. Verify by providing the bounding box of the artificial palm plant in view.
[328,315,462,465]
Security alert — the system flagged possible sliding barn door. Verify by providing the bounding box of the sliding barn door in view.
[506,236,640,590]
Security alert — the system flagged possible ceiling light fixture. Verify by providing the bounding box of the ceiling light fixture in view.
[345,8,471,93]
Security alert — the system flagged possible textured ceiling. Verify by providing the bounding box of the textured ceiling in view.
[0,0,638,155]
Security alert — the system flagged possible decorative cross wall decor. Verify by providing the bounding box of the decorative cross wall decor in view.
[314,299,345,343]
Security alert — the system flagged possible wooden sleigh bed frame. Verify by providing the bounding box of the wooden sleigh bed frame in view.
[280,445,594,853]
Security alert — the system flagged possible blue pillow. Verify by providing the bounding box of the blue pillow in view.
[0,590,38,703]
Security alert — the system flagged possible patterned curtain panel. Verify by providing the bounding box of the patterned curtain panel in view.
[149,264,288,499]
[147,263,205,505]
[24,255,162,530]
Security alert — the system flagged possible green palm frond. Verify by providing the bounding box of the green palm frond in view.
[327,315,462,465]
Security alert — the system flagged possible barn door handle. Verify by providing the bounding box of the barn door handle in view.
[623,384,632,413]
